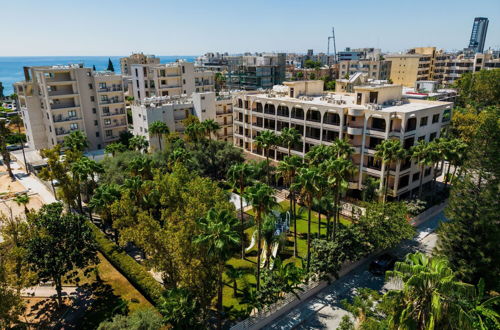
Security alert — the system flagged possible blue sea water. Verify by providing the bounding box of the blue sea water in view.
[0,56,197,96]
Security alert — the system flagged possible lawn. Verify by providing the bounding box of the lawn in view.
[222,199,350,315]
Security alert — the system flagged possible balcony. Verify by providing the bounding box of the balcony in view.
[104,121,127,128]
[104,135,120,141]
[347,126,363,135]
[51,103,79,110]
[99,99,124,105]
[48,90,76,98]
[53,116,82,123]
[102,110,126,117]
[98,86,123,92]
[55,128,79,136]
[159,84,181,89]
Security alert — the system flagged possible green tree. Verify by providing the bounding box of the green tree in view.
[184,122,205,143]
[291,167,320,272]
[279,127,301,157]
[194,208,240,329]
[304,59,321,69]
[107,58,115,72]
[454,69,500,108]
[0,260,23,329]
[148,121,169,151]
[97,308,164,330]
[331,138,354,159]
[158,288,202,329]
[227,162,254,258]
[254,130,279,185]
[0,119,14,179]
[201,119,221,140]
[442,138,468,187]
[374,139,406,202]
[26,203,98,306]
[64,130,88,152]
[129,135,149,153]
[105,142,126,156]
[13,193,30,217]
[244,182,277,290]
[276,155,302,257]
[10,115,28,174]
[225,265,244,298]
[410,140,433,198]
[89,184,122,241]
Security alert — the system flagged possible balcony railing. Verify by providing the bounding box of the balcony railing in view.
[102,110,126,117]
[53,116,82,123]
[100,99,123,105]
[55,128,79,136]
[98,86,123,92]
[51,103,78,110]
[104,121,127,128]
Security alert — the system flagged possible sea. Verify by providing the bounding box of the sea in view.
[0,56,197,96]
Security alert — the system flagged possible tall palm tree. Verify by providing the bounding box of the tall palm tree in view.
[104,142,126,156]
[13,193,30,217]
[128,156,152,180]
[325,158,355,240]
[276,155,302,257]
[313,174,328,237]
[291,167,320,272]
[331,138,355,159]
[184,122,205,143]
[244,182,277,290]
[410,140,433,198]
[305,144,331,166]
[386,252,475,329]
[148,121,169,151]
[225,264,244,298]
[0,120,15,180]
[443,138,468,187]
[10,115,28,174]
[227,162,254,258]
[428,139,444,189]
[374,139,406,203]
[261,215,279,269]
[279,127,301,157]
[64,130,88,152]
[194,208,240,329]
[129,135,149,153]
[201,119,221,140]
[89,184,121,242]
[254,130,278,185]
[71,158,91,213]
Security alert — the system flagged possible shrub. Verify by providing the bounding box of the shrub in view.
[89,222,163,304]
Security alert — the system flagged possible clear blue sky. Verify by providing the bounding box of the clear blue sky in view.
[2,0,499,56]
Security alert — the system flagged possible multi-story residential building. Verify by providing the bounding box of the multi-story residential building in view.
[14,65,127,151]
[226,53,286,90]
[120,53,160,76]
[385,47,437,87]
[130,61,214,100]
[233,80,452,199]
[468,17,489,53]
[195,52,230,71]
[434,52,500,85]
[338,59,391,80]
[337,47,382,61]
[131,92,233,149]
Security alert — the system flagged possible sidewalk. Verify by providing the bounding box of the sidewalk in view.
[11,162,56,204]
[21,285,79,298]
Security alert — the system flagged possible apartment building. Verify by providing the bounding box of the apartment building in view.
[434,52,500,85]
[120,53,160,76]
[468,17,489,53]
[226,53,286,90]
[337,47,382,61]
[131,92,233,149]
[130,61,214,100]
[233,80,452,199]
[14,65,127,151]
[339,60,391,80]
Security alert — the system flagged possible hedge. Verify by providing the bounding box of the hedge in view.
[89,222,163,304]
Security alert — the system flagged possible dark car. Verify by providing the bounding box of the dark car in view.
[369,254,397,275]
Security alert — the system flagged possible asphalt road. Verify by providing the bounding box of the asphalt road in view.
[265,211,447,330]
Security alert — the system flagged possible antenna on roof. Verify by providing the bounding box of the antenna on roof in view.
[327,27,337,65]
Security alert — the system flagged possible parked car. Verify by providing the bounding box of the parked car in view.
[6,144,22,151]
[369,254,397,275]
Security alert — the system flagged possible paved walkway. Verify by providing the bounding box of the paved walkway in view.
[264,211,447,330]
[10,161,56,204]
[21,285,79,298]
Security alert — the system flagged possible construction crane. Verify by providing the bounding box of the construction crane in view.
[327,27,337,65]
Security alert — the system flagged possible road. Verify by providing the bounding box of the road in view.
[265,211,447,330]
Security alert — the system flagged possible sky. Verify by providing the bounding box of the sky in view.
[1,0,499,56]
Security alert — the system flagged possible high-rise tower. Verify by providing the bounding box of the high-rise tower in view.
[468,17,489,53]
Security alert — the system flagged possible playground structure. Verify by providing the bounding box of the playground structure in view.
[245,210,290,270]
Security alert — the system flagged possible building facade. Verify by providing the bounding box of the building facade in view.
[131,92,233,149]
[120,53,160,76]
[233,80,452,199]
[338,60,391,80]
[468,17,489,53]
[337,47,382,61]
[14,65,127,151]
[130,61,214,100]
[226,53,286,90]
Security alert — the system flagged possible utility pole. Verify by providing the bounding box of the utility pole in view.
[327,27,337,65]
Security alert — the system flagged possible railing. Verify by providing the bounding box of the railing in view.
[104,122,127,128]
[100,99,123,105]
[98,87,123,92]
[55,128,78,136]
[53,116,82,123]
[51,103,78,110]
[102,110,125,117]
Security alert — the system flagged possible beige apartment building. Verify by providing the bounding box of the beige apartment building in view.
[233,80,452,199]
[120,53,160,76]
[338,60,391,80]
[131,92,233,150]
[14,65,127,151]
[130,61,214,100]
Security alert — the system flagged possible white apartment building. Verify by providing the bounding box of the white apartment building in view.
[130,61,214,100]
[131,92,233,149]
[120,53,160,76]
[339,60,391,80]
[14,65,127,151]
[233,80,452,199]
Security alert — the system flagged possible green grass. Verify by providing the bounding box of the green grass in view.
[222,198,351,315]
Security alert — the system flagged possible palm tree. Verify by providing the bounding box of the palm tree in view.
[374,139,406,202]
[194,208,239,329]
[10,115,28,174]
[331,138,355,159]
[104,142,126,156]
[261,215,278,269]
[291,167,320,272]
[325,158,355,240]
[128,156,152,180]
[279,127,301,157]
[201,119,221,140]
[386,252,475,329]
[64,130,88,152]
[254,130,278,185]
[227,162,254,258]
[313,174,328,237]
[410,140,433,198]
[428,139,444,189]
[89,184,121,242]
[276,155,302,257]
[0,120,15,180]
[225,265,244,298]
[457,279,500,329]
[148,121,169,151]
[184,122,205,143]
[13,193,30,217]
[244,182,277,290]
[71,158,90,213]
[305,145,331,166]
[443,138,468,187]
[129,135,149,153]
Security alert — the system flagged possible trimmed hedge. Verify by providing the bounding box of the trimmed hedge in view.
[89,222,163,304]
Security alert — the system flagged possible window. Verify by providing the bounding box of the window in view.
[105,130,112,137]
[90,96,95,102]
[94,120,98,126]
[88,83,93,89]
[135,68,138,76]
[432,114,440,123]
[183,79,186,84]
[429,132,437,141]
[418,135,426,141]
[101,95,108,102]
[182,66,185,74]
[104,119,111,125]
[96,132,100,137]
[99,82,106,90]
[420,116,428,127]
[92,108,97,114]
[412,172,420,182]
[68,110,76,117]
[70,123,78,130]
